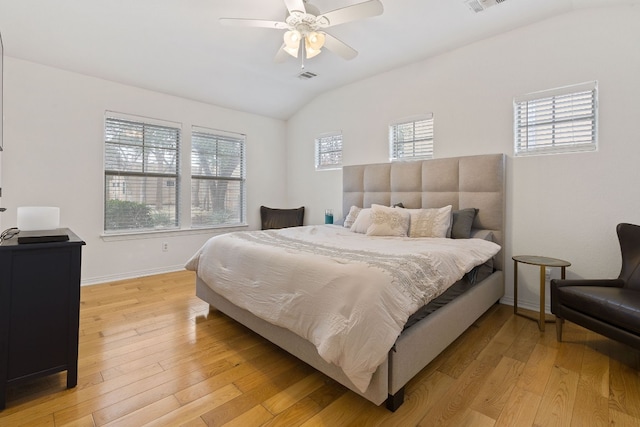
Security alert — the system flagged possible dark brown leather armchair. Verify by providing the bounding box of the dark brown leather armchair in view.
[260,206,305,230]
[551,223,640,350]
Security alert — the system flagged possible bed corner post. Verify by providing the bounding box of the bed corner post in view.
[385,387,405,412]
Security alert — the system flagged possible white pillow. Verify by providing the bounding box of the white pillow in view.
[406,205,452,238]
[343,206,362,228]
[366,204,410,237]
[350,208,372,233]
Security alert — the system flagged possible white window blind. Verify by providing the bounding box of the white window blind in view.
[390,114,434,161]
[191,127,246,228]
[104,115,181,233]
[315,132,343,170]
[514,81,597,156]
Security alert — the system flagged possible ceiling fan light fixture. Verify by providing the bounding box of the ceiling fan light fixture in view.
[283,44,300,58]
[283,30,302,57]
[304,32,325,58]
[306,31,325,50]
[284,30,301,46]
[305,45,321,59]
[221,0,385,62]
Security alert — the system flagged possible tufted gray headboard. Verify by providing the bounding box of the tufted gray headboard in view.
[342,153,506,270]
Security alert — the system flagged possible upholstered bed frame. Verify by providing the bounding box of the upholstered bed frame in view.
[195,153,506,410]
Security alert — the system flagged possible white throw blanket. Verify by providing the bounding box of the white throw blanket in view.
[185,225,500,392]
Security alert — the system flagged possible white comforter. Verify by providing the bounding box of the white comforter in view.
[185,225,500,392]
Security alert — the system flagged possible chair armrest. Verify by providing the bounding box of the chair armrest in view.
[550,278,626,317]
[550,278,625,289]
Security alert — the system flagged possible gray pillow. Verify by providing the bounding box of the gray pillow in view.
[451,208,478,239]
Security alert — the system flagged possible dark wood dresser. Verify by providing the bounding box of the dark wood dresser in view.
[0,228,84,409]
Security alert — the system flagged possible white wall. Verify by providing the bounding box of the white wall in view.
[285,5,640,311]
[1,58,287,284]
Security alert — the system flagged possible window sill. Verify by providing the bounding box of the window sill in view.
[315,166,342,171]
[514,145,597,157]
[101,224,249,242]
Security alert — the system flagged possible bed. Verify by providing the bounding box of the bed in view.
[186,153,505,410]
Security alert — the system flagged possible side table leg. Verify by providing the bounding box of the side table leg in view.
[513,260,518,314]
[539,265,546,332]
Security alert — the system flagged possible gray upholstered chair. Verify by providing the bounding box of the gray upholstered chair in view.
[551,223,640,350]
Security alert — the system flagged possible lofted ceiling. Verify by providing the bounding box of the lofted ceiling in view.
[0,0,635,120]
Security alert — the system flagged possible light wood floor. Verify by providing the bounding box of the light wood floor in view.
[2,270,640,426]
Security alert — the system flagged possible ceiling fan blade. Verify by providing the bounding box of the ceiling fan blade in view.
[219,18,288,29]
[316,0,383,28]
[323,33,358,60]
[284,0,306,14]
[274,44,290,63]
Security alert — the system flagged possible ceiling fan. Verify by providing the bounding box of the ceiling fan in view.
[220,0,384,63]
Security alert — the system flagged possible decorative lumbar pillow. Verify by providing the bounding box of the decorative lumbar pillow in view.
[406,205,452,238]
[343,206,362,228]
[366,204,410,237]
[350,208,373,234]
[451,208,479,239]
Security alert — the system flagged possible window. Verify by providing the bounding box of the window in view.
[191,127,246,228]
[104,115,181,233]
[315,132,343,170]
[390,114,434,161]
[514,81,597,156]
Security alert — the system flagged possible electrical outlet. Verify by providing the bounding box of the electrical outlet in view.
[545,267,551,280]
[162,242,169,252]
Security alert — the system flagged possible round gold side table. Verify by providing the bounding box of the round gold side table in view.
[513,255,571,332]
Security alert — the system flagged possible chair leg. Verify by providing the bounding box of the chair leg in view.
[556,317,564,342]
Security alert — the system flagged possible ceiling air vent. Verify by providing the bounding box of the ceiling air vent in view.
[298,71,317,80]
[465,0,506,13]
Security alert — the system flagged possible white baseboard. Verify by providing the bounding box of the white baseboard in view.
[81,264,187,286]
[500,295,551,314]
